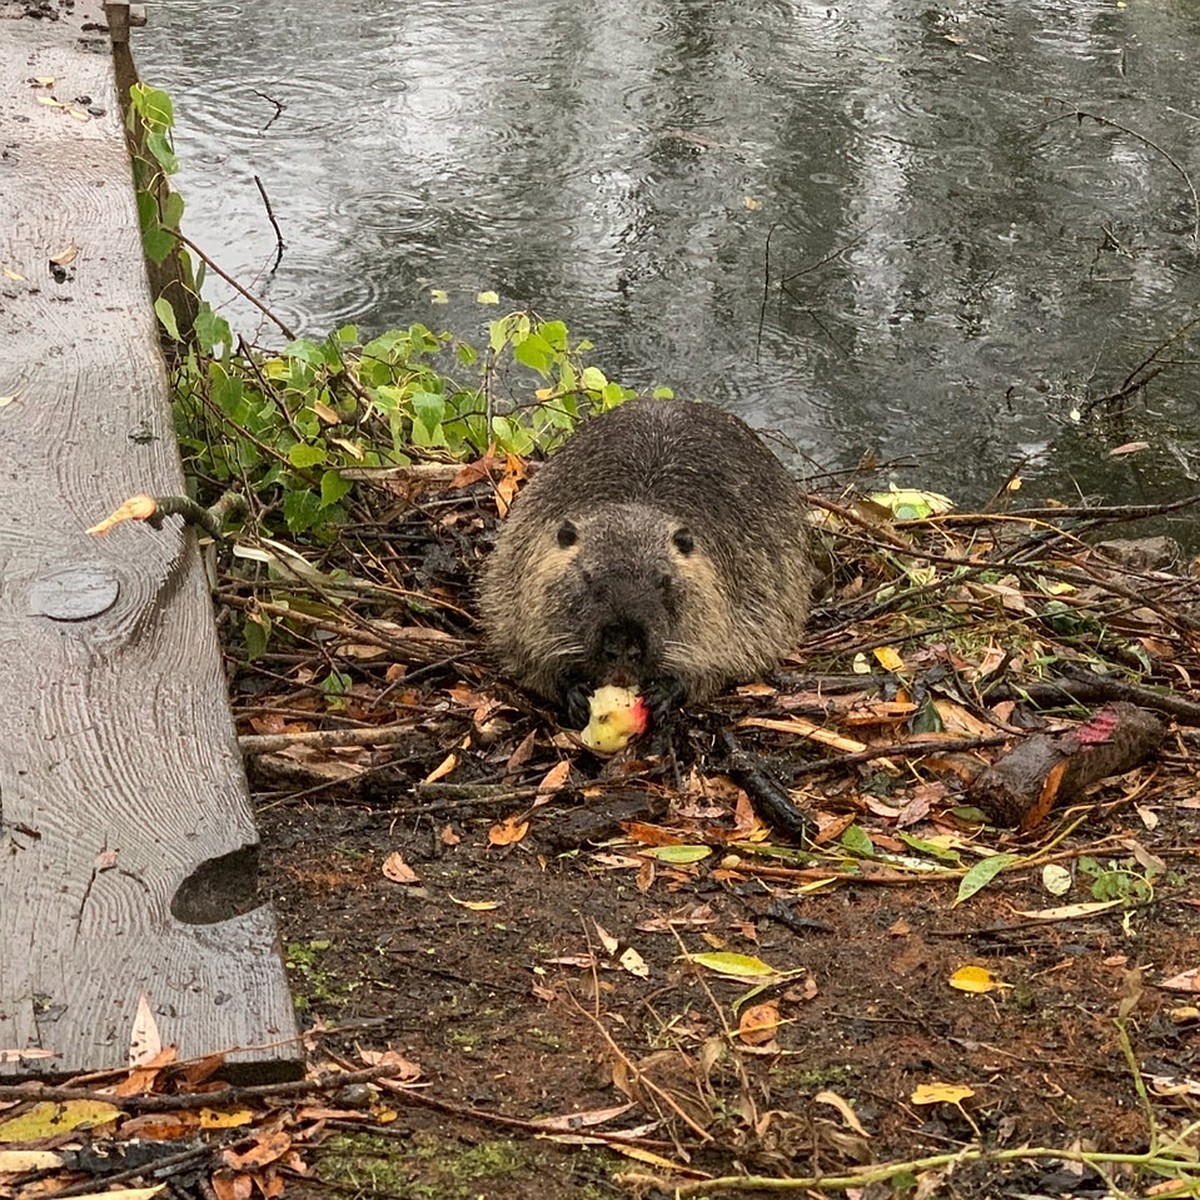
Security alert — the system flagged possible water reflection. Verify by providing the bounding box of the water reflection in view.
[136,0,1200,515]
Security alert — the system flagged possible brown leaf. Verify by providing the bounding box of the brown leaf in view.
[212,1171,253,1200]
[382,852,421,885]
[223,1131,291,1171]
[488,816,529,846]
[505,729,537,774]
[536,759,572,795]
[738,1002,781,1045]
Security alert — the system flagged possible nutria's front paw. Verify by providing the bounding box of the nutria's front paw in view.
[565,684,593,730]
[643,676,686,723]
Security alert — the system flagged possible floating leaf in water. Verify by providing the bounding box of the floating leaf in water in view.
[868,485,955,520]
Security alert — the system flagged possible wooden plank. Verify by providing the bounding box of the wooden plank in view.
[0,6,300,1080]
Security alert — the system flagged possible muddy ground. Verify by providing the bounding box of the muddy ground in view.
[226,489,1200,1200]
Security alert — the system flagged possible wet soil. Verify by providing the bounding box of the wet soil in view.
[235,490,1200,1199]
[259,784,1200,1198]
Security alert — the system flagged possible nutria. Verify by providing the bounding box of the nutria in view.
[477,398,816,724]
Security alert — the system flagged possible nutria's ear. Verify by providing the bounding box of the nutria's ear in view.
[672,527,695,555]
[557,519,579,549]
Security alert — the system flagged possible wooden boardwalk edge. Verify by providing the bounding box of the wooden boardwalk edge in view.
[0,0,301,1081]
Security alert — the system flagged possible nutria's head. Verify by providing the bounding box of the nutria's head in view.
[525,502,724,700]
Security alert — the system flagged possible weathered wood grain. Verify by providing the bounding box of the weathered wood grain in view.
[0,9,300,1080]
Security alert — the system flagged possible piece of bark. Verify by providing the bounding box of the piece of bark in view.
[968,702,1166,829]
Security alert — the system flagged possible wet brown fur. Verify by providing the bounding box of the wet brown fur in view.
[477,398,816,709]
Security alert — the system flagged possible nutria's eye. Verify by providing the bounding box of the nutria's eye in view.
[557,520,579,549]
[672,527,695,555]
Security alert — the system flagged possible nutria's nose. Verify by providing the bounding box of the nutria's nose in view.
[598,620,646,669]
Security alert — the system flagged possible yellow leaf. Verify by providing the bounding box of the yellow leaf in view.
[0,1099,123,1142]
[618,945,649,979]
[423,752,457,784]
[873,646,906,673]
[0,1149,64,1170]
[1014,899,1123,921]
[868,485,955,519]
[312,400,339,423]
[593,922,619,955]
[198,1107,256,1129]
[0,394,17,408]
[449,894,503,911]
[476,290,500,305]
[688,951,778,979]
[330,437,365,459]
[815,1089,869,1135]
[60,1189,165,1200]
[739,717,867,753]
[948,965,1008,994]
[49,242,79,267]
[911,1081,975,1105]
[429,288,449,304]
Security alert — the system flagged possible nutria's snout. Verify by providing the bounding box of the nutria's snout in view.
[477,397,817,715]
[596,618,648,676]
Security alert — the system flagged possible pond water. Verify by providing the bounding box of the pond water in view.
[135,0,1200,516]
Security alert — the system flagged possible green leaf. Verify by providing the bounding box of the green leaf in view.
[288,443,326,469]
[243,613,270,661]
[320,469,352,509]
[141,221,174,266]
[154,297,180,341]
[513,332,553,374]
[283,489,322,532]
[955,854,1020,905]
[688,952,778,979]
[580,366,608,391]
[411,391,446,437]
[193,307,231,355]
[145,130,178,175]
[161,190,185,231]
[540,321,568,351]
[840,824,875,857]
[896,832,961,864]
[642,845,711,864]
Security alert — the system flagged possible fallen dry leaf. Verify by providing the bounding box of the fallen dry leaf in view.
[382,851,421,885]
[948,965,1009,994]
[738,1002,781,1046]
